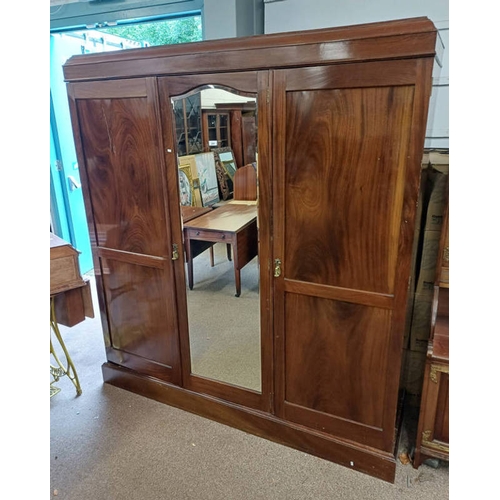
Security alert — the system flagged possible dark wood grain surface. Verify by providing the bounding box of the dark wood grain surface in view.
[77,98,168,256]
[103,362,398,482]
[413,191,449,468]
[284,85,413,294]
[283,294,391,450]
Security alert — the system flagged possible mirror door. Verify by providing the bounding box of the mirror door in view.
[158,72,273,412]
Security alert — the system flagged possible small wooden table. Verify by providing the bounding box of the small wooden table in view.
[183,203,258,297]
[50,233,94,397]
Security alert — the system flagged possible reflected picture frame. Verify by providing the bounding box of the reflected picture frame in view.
[213,147,237,180]
[178,165,194,206]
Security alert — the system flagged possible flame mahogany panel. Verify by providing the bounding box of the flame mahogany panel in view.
[284,85,414,294]
[284,294,390,431]
[76,97,168,257]
[100,258,177,376]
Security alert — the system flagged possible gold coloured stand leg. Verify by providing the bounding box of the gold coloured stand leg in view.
[50,297,82,397]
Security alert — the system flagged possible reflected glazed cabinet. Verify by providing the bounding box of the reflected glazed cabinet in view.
[202,111,231,150]
[63,17,438,482]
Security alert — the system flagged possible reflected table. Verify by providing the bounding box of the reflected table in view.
[183,203,258,297]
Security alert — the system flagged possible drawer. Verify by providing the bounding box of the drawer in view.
[53,279,95,327]
[185,228,232,242]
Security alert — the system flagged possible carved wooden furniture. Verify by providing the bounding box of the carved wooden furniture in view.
[50,233,94,397]
[183,204,258,297]
[63,17,437,482]
[413,201,449,467]
[213,147,236,199]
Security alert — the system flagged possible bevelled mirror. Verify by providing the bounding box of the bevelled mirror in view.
[171,84,261,394]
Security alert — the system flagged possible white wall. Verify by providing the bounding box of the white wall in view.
[264,0,449,149]
[264,0,448,33]
[203,0,264,40]
[203,0,237,39]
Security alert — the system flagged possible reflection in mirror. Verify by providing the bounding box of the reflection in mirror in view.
[173,86,261,393]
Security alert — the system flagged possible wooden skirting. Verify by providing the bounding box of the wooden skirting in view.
[102,362,397,483]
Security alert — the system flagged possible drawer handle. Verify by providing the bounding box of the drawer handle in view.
[172,243,179,261]
[274,258,282,278]
[196,231,200,236]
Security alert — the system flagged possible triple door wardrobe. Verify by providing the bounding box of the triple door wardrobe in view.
[63,17,438,482]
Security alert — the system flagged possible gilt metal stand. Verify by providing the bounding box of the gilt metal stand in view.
[50,296,82,397]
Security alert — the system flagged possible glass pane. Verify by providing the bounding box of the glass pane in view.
[172,86,260,392]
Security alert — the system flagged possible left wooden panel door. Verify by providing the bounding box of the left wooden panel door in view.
[67,78,182,385]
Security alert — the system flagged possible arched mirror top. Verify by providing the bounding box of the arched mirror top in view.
[163,72,259,99]
[171,84,256,104]
[168,78,261,396]
[169,77,258,159]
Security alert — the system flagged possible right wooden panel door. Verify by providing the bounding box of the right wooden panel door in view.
[273,60,432,452]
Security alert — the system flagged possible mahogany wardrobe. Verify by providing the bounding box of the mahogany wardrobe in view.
[63,17,438,482]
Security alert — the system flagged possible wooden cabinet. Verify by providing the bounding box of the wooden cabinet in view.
[204,102,257,167]
[63,17,437,483]
[413,202,449,467]
[173,93,203,156]
[202,110,231,150]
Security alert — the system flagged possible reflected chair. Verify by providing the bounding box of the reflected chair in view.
[233,164,257,201]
